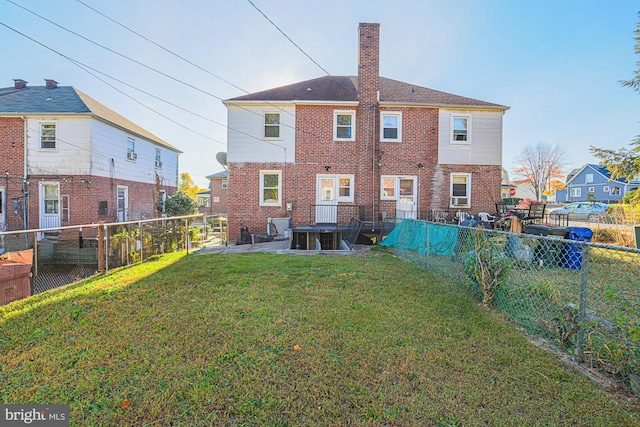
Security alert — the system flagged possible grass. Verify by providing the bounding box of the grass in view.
[1,249,639,426]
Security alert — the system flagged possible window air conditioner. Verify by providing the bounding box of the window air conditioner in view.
[127,151,137,160]
[452,197,467,206]
[155,160,162,168]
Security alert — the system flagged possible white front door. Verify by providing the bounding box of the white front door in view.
[39,182,61,229]
[117,186,129,222]
[396,177,417,219]
[316,176,337,223]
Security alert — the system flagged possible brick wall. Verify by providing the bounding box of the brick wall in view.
[209,177,228,215]
[0,118,26,230]
[20,175,175,230]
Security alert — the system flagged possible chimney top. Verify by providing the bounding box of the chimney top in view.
[357,22,380,106]
[13,79,28,89]
[45,79,58,90]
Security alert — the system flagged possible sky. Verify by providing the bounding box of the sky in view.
[1,0,638,188]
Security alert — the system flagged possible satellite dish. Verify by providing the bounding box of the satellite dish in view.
[216,152,227,170]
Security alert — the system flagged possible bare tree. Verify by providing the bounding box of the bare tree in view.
[514,142,567,201]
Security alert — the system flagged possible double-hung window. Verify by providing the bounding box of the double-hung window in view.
[571,187,581,198]
[127,137,137,161]
[334,110,355,141]
[40,123,56,149]
[450,173,471,208]
[381,112,402,142]
[155,148,162,168]
[451,116,470,144]
[264,113,280,138]
[260,170,282,206]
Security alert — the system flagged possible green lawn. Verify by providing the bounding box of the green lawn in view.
[1,249,638,426]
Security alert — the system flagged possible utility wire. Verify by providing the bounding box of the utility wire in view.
[247,0,330,76]
[5,0,302,139]
[74,0,247,94]
[0,20,287,151]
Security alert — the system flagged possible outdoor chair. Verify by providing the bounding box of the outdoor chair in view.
[522,202,546,226]
[431,209,448,223]
[494,202,510,229]
[478,212,496,227]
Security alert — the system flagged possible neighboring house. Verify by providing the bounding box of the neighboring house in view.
[563,163,639,203]
[512,181,537,200]
[223,23,509,242]
[0,79,180,232]
[500,168,516,199]
[206,170,228,215]
[196,190,210,214]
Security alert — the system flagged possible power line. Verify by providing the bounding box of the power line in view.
[4,0,303,140]
[246,0,331,76]
[72,0,305,128]
[5,0,227,102]
[74,0,247,95]
[0,20,290,151]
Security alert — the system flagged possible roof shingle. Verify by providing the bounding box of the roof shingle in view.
[0,85,180,152]
[227,75,508,110]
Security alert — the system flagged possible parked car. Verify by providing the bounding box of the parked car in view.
[549,202,610,222]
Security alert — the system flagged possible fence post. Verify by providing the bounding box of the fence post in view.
[425,221,430,269]
[185,218,190,254]
[32,231,38,285]
[575,242,591,360]
[98,221,105,273]
[139,221,144,262]
[105,224,110,271]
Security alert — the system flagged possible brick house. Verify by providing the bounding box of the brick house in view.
[0,79,180,232]
[206,170,228,215]
[223,23,508,243]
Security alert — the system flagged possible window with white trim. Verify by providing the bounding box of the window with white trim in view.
[588,187,595,193]
[334,110,355,141]
[611,186,621,196]
[381,176,416,201]
[450,173,471,208]
[585,174,593,183]
[338,176,353,201]
[603,186,610,192]
[264,113,280,138]
[126,137,137,161]
[381,177,396,199]
[43,183,59,214]
[40,123,56,149]
[155,148,162,168]
[571,187,581,198]
[260,170,282,206]
[380,112,402,142]
[221,180,228,189]
[451,116,470,144]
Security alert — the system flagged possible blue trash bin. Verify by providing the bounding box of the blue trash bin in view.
[563,226,593,269]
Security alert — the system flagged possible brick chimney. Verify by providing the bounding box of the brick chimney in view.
[13,79,27,89]
[45,79,58,90]
[357,23,380,107]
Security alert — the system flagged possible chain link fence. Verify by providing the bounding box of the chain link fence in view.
[380,219,640,397]
[0,215,220,306]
